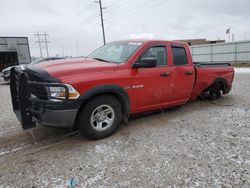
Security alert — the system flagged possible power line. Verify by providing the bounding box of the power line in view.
[35,32,43,57]
[54,10,98,36]
[52,18,99,40]
[105,0,127,12]
[52,2,101,43]
[105,0,156,20]
[50,2,96,35]
[105,0,171,24]
[95,0,106,45]
[52,0,169,45]
[35,32,50,57]
[44,32,49,57]
[51,24,100,43]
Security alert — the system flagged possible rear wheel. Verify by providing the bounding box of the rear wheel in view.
[209,84,221,99]
[200,82,222,100]
[77,95,122,140]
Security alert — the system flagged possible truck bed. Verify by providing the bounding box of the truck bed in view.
[191,62,234,100]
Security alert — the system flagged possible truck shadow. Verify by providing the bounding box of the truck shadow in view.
[125,96,234,130]
[0,96,234,156]
[128,100,205,122]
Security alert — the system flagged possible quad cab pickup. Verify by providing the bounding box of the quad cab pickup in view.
[10,40,234,139]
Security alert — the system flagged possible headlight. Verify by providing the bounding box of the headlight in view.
[46,84,80,100]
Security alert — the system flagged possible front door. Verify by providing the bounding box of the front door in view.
[130,44,172,113]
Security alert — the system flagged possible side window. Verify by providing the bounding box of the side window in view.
[140,46,167,66]
[171,46,188,65]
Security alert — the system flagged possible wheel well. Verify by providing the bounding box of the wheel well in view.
[203,78,227,92]
[73,92,129,130]
[200,78,228,100]
[213,78,228,93]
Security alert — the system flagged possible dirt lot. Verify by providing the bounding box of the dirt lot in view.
[0,70,249,187]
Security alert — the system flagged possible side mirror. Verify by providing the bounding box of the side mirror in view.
[132,58,157,68]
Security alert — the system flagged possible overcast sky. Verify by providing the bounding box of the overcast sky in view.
[1,0,250,57]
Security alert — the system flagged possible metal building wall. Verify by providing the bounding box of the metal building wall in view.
[0,37,31,64]
[190,40,250,63]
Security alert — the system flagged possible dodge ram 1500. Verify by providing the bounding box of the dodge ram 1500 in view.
[10,40,234,139]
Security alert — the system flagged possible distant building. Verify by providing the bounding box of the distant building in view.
[0,37,31,71]
[177,38,225,46]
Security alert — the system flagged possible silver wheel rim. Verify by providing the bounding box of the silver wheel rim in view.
[90,104,115,131]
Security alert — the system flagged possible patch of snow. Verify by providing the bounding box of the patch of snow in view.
[94,144,110,154]
[119,180,131,187]
[83,171,105,186]
[0,143,32,157]
[234,68,250,74]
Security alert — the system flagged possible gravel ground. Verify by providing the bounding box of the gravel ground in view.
[0,71,249,187]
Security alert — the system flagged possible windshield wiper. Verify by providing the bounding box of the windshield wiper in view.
[89,57,120,64]
[91,57,109,62]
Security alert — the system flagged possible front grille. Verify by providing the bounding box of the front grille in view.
[27,83,48,100]
[10,67,49,100]
[25,69,44,82]
[11,67,67,103]
[24,68,49,100]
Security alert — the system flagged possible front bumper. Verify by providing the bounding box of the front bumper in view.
[32,109,78,128]
[10,67,81,130]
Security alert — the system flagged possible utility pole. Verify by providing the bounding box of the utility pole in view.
[34,31,50,57]
[95,0,106,45]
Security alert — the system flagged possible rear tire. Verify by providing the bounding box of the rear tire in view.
[77,95,122,140]
[209,84,221,99]
[200,82,222,100]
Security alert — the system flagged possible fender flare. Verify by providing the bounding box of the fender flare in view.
[79,84,130,122]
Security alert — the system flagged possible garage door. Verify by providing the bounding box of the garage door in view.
[0,51,18,71]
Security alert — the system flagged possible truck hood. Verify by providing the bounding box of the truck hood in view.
[35,58,119,80]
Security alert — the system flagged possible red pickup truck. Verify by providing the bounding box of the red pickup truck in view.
[10,40,234,139]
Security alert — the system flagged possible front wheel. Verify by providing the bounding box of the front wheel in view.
[77,95,122,140]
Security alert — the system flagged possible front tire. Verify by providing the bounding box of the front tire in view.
[77,95,122,140]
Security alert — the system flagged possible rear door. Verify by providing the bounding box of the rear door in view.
[167,44,195,103]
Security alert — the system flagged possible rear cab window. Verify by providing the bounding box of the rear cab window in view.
[171,46,188,66]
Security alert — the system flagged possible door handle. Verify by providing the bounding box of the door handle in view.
[160,72,170,77]
[185,71,193,75]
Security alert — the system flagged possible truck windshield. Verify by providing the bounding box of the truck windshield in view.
[88,42,143,64]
